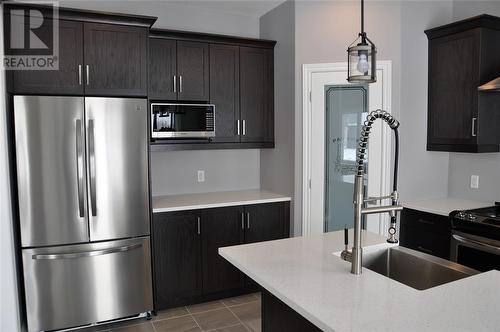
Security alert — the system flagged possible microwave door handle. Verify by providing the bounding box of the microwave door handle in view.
[452,234,500,255]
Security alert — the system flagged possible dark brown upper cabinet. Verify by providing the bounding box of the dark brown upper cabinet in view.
[10,19,84,95]
[148,39,209,101]
[4,3,156,96]
[240,46,274,143]
[148,29,276,150]
[425,15,500,153]
[177,41,209,101]
[209,44,240,142]
[84,23,148,97]
[148,38,177,100]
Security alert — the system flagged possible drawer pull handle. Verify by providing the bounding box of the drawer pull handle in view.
[32,243,142,260]
[416,246,433,255]
[417,218,434,225]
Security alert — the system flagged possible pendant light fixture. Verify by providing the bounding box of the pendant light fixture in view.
[347,0,376,83]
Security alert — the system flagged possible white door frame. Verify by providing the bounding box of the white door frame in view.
[302,61,393,236]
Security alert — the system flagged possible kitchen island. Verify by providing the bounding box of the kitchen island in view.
[219,230,500,332]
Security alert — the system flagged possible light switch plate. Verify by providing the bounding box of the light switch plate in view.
[197,170,205,183]
[470,175,479,189]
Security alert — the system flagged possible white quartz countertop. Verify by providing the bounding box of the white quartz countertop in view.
[403,197,493,216]
[219,230,500,332]
[152,189,291,213]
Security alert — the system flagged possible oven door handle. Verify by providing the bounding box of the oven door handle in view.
[452,234,500,256]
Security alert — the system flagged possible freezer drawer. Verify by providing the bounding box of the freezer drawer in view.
[22,237,153,332]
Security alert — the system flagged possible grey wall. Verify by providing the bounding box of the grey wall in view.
[259,0,296,233]
[293,0,405,235]
[453,0,500,20]
[447,0,500,202]
[449,153,500,202]
[59,0,260,37]
[151,150,260,196]
[399,0,452,202]
[0,5,21,331]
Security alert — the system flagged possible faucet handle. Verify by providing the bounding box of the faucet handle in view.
[341,227,353,263]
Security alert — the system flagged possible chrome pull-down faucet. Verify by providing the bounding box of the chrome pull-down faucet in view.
[341,110,403,275]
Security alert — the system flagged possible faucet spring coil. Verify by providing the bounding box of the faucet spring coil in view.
[356,110,400,176]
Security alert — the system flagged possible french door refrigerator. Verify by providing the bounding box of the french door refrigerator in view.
[14,96,153,332]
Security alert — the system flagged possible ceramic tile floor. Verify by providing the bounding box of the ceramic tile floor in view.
[87,293,261,332]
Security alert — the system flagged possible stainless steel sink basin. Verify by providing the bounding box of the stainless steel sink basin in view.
[363,246,479,290]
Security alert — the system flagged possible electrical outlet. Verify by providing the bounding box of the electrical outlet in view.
[197,170,205,183]
[470,175,479,189]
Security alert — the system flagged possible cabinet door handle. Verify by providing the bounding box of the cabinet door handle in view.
[197,216,201,235]
[472,117,477,137]
[241,212,245,229]
[173,75,177,93]
[237,120,240,136]
[242,120,246,136]
[246,212,250,229]
[86,65,90,85]
[78,65,82,85]
[179,75,183,93]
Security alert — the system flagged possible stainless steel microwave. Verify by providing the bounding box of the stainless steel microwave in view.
[151,103,215,139]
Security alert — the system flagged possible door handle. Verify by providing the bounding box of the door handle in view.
[86,65,90,85]
[31,243,142,260]
[88,119,97,217]
[242,120,246,136]
[75,119,84,218]
[173,75,177,93]
[241,212,245,229]
[237,120,240,136]
[246,212,250,229]
[197,216,201,235]
[78,65,82,85]
[452,234,500,255]
[179,75,183,93]
[472,117,477,137]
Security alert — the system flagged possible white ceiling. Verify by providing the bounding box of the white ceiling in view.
[167,1,285,17]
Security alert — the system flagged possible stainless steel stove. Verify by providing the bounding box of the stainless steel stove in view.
[450,204,500,272]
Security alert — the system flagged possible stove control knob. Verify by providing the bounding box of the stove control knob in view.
[468,213,477,221]
[457,211,466,219]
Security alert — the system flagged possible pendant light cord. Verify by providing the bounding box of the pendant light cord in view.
[361,0,364,35]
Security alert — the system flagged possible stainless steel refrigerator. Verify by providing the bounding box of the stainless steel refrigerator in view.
[14,96,153,332]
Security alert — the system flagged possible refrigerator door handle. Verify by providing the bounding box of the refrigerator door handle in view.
[31,243,142,260]
[88,119,97,217]
[76,119,85,218]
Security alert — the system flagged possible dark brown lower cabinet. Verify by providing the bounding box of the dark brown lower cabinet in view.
[399,208,451,260]
[262,290,321,332]
[152,210,202,309]
[245,203,287,244]
[152,201,290,310]
[201,207,245,295]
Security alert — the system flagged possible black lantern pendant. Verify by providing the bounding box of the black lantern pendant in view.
[347,0,376,83]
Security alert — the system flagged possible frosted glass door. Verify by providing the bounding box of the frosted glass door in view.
[324,85,368,232]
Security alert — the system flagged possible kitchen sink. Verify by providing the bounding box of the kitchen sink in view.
[362,246,479,290]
